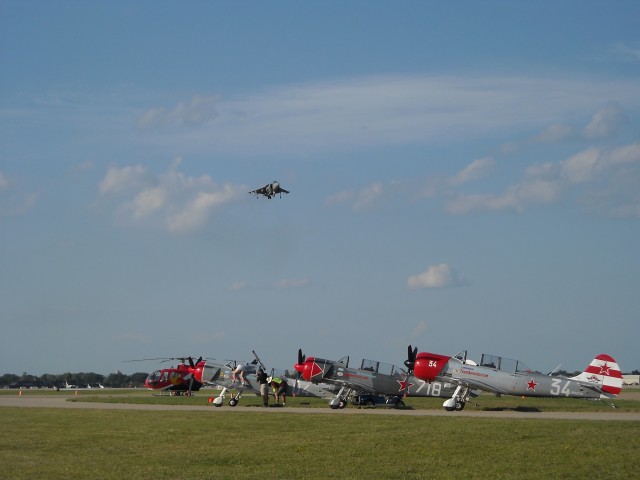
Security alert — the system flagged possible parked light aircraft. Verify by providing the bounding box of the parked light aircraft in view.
[135,356,206,395]
[202,353,337,407]
[249,180,289,199]
[294,349,471,409]
[405,346,623,411]
[133,353,336,403]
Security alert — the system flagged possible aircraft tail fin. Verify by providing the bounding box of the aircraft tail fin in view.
[571,354,623,397]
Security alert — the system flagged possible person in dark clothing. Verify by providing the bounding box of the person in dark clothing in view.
[256,368,269,407]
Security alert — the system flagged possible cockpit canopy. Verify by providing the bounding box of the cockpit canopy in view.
[480,354,531,374]
[360,359,404,376]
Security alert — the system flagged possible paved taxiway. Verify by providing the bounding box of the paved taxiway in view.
[2,395,639,421]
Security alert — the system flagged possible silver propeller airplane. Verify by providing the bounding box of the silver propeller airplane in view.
[405,345,623,412]
[201,353,336,407]
[294,349,475,409]
[249,180,289,199]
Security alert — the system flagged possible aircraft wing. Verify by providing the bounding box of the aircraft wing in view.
[279,187,289,194]
[249,186,267,196]
[443,376,508,396]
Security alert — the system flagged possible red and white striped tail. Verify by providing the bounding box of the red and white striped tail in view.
[573,354,623,397]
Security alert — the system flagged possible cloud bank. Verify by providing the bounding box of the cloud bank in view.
[98,158,246,233]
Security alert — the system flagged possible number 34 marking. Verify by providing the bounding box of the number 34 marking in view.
[550,378,571,396]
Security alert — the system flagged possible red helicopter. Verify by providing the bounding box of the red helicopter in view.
[129,357,208,396]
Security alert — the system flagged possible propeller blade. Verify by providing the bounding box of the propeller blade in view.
[298,349,304,365]
[188,357,195,368]
[404,345,417,372]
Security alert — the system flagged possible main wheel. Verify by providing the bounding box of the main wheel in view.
[455,401,465,411]
[229,398,238,407]
[338,399,347,409]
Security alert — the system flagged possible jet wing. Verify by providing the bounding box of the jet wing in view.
[279,187,289,194]
[249,186,268,196]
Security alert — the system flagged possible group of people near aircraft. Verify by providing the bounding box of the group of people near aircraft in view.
[232,363,288,407]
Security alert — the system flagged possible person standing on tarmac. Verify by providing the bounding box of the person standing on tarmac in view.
[256,368,269,407]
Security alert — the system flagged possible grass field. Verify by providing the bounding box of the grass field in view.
[2,390,640,479]
[7,387,637,412]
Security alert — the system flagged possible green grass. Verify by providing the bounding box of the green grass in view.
[64,389,640,412]
[1,406,639,479]
[5,387,640,412]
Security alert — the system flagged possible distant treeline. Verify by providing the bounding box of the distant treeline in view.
[0,372,149,389]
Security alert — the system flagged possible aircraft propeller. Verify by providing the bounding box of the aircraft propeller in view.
[293,349,308,389]
[399,345,418,399]
[404,345,418,373]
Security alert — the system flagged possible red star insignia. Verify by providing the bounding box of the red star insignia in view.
[599,363,611,376]
[526,379,538,391]
[397,379,414,392]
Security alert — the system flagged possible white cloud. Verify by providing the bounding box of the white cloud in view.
[582,103,628,140]
[326,181,395,212]
[133,74,640,156]
[535,124,574,143]
[165,184,241,233]
[99,165,148,194]
[0,171,39,217]
[561,143,640,184]
[447,168,564,215]
[408,264,467,289]
[137,94,220,129]
[561,147,601,183]
[447,142,640,216]
[449,157,495,186]
[98,159,246,233]
[229,281,249,291]
[132,186,167,219]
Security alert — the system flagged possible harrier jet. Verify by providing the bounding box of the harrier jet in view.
[249,181,289,199]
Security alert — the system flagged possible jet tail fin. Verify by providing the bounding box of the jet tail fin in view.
[570,354,623,397]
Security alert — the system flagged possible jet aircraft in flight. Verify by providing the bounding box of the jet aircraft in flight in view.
[249,180,289,199]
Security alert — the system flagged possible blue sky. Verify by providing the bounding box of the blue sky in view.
[2,1,639,376]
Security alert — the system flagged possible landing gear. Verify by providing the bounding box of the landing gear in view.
[208,386,242,407]
[443,385,470,412]
[329,386,350,409]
